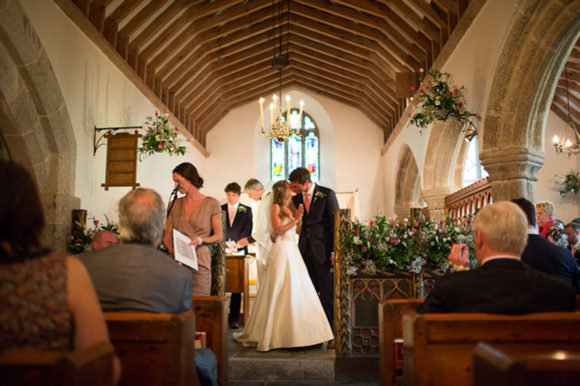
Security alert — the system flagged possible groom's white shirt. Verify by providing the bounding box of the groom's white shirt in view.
[251,191,273,282]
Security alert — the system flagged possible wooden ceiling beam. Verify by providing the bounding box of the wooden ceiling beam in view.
[553,94,580,123]
[189,0,271,33]
[378,0,441,42]
[116,1,168,59]
[289,16,418,73]
[295,0,430,57]
[103,0,142,47]
[407,0,446,27]
[89,0,114,33]
[335,0,439,44]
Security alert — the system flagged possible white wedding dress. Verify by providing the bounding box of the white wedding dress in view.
[233,218,334,352]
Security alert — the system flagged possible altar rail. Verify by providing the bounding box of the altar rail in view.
[444,177,492,226]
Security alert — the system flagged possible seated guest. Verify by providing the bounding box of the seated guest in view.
[418,201,575,314]
[564,222,580,265]
[80,188,216,385]
[221,182,253,329]
[536,200,568,248]
[512,198,580,292]
[0,160,121,383]
[91,230,117,251]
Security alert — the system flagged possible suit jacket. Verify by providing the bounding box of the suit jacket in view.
[521,234,580,293]
[292,184,339,265]
[80,243,193,313]
[417,259,576,314]
[221,203,253,243]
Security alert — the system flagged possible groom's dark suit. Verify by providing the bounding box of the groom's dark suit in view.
[292,184,339,330]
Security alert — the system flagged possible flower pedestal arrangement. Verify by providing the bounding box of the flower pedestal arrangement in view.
[555,169,580,197]
[334,210,474,357]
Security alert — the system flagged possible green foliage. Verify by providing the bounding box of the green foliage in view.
[68,214,119,255]
[409,70,479,130]
[341,215,474,275]
[556,169,580,197]
[140,110,186,160]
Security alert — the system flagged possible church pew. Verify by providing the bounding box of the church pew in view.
[401,311,580,386]
[378,298,424,386]
[193,296,228,386]
[575,294,580,310]
[473,342,580,386]
[105,311,198,386]
[0,342,115,386]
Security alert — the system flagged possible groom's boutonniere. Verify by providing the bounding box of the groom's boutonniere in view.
[238,206,246,213]
[313,191,326,203]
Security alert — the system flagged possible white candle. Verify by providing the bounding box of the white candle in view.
[286,95,291,127]
[259,98,265,133]
[272,94,278,121]
[269,103,275,125]
[298,100,304,130]
[565,139,572,148]
[553,135,559,144]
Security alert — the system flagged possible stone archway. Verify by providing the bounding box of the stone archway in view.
[421,120,466,220]
[480,0,580,202]
[0,0,77,251]
[394,144,423,219]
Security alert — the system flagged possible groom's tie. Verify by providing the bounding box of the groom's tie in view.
[304,192,310,213]
[229,207,235,227]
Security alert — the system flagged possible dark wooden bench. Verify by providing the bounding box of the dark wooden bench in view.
[401,311,580,386]
[0,342,115,386]
[379,298,424,386]
[105,311,198,386]
[193,296,228,386]
[473,341,580,386]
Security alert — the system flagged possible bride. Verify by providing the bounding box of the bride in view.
[233,180,334,352]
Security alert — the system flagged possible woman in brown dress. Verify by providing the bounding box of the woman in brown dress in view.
[164,162,223,296]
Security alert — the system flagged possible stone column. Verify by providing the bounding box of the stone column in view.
[479,147,544,203]
[422,187,453,222]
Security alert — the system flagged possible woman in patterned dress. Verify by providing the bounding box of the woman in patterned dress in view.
[536,201,568,248]
[0,160,120,383]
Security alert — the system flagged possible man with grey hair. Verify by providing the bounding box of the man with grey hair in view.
[245,178,272,282]
[81,188,193,313]
[418,201,575,314]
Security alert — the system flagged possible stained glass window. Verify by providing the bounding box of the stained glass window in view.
[270,109,320,182]
[462,137,488,187]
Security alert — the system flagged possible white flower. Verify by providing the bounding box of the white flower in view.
[403,218,409,223]
[435,101,441,106]
[430,241,435,246]
[155,135,160,141]
[403,234,408,239]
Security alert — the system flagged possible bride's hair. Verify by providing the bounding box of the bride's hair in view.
[272,181,295,219]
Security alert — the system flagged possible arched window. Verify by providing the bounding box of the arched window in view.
[271,109,320,182]
[462,136,488,187]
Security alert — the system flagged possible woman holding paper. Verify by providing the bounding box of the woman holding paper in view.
[164,162,223,296]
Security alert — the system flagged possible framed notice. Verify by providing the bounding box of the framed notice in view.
[101,130,141,190]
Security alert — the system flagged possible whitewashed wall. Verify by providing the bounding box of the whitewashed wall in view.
[20,0,207,224]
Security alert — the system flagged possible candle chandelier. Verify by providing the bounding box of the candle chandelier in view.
[553,66,580,155]
[258,0,303,143]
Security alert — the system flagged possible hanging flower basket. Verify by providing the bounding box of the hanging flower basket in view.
[409,70,480,140]
[555,169,580,196]
[140,110,187,160]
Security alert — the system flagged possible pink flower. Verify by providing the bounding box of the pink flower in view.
[394,240,399,245]
[390,238,396,244]
[76,238,82,243]
[425,85,430,89]
[415,222,419,227]
[409,86,415,91]
[163,109,168,113]
[69,236,74,240]
[411,228,417,233]
[94,220,99,226]
[147,132,151,136]
[440,220,444,225]
[412,113,418,118]
[369,221,374,226]
[476,114,481,120]
[155,112,159,117]
[174,145,178,151]
[449,91,453,95]
[354,229,360,235]
[420,89,424,94]
[158,143,165,148]
[372,238,377,243]
[362,247,367,252]
[392,221,397,226]
[454,88,459,93]
[174,133,178,137]
[446,73,451,78]
[458,103,463,108]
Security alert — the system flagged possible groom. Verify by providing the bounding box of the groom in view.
[289,168,339,348]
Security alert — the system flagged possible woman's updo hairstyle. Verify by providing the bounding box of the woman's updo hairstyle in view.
[173,162,204,188]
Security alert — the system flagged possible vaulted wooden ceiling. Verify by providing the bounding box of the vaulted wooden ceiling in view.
[552,37,580,139]
[61,0,480,148]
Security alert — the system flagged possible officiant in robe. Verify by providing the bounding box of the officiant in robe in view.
[222,182,253,329]
[290,168,339,344]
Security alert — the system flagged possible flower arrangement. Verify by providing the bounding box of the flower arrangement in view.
[409,70,480,135]
[341,214,474,276]
[555,169,580,196]
[68,214,119,255]
[140,110,186,160]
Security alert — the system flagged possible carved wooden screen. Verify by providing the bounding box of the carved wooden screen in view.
[101,131,141,190]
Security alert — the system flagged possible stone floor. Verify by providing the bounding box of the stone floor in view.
[227,326,379,386]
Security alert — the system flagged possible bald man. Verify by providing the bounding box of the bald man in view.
[91,230,118,251]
